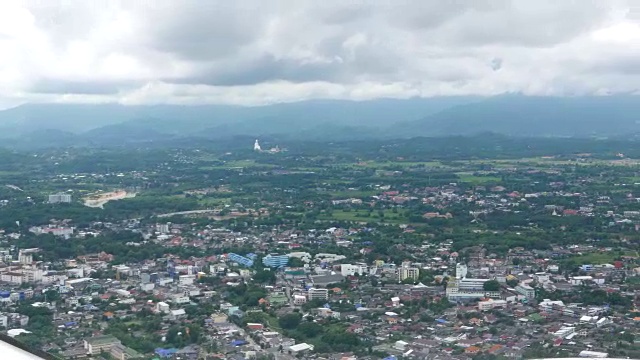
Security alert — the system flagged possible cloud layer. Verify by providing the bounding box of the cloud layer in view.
[0,0,639,106]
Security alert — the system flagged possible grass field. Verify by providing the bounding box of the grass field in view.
[568,251,639,265]
[197,197,232,206]
[346,161,443,169]
[456,172,501,184]
[328,190,378,198]
[321,209,408,224]
[200,160,278,170]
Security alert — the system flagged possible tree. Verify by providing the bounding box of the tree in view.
[288,257,305,268]
[278,313,301,330]
[506,278,519,287]
[483,280,501,292]
[297,322,323,338]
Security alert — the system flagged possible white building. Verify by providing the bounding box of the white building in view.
[579,350,608,358]
[570,276,593,285]
[446,278,500,301]
[515,284,536,300]
[456,263,468,279]
[289,343,314,355]
[307,288,329,301]
[48,193,72,204]
[478,299,507,311]
[156,301,170,314]
[172,294,190,304]
[1,272,24,285]
[17,251,33,265]
[293,295,307,306]
[340,264,368,277]
[21,268,43,283]
[254,139,262,151]
[179,274,195,285]
[156,223,170,233]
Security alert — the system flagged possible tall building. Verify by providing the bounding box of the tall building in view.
[262,254,289,268]
[18,250,34,265]
[307,288,329,301]
[515,283,536,300]
[254,139,262,151]
[456,263,468,279]
[156,223,170,233]
[48,193,72,204]
[397,266,420,282]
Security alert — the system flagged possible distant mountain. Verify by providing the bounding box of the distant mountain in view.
[1,95,639,149]
[0,97,478,138]
[401,95,640,137]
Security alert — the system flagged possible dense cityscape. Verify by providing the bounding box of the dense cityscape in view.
[0,136,638,359]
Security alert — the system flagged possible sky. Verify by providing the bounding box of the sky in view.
[0,0,639,107]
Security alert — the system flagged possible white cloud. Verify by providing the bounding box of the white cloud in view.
[0,0,638,106]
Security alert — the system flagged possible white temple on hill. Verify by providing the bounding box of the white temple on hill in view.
[253,139,261,151]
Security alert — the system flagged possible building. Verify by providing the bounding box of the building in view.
[446,278,500,301]
[156,302,170,314]
[228,253,254,267]
[254,139,262,151]
[397,266,420,282]
[478,299,508,311]
[110,343,143,360]
[340,263,368,276]
[156,223,170,233]
[456,263,468,279]
[579,350,608,358]
[293,295,307,306]
[18,250,34,265]
[1,272,24,285]
[48,193,72,204]
[289,343,314,355]
[515,284,536,300]
[262,254,289,268]
[307,288,329,301]
[83,335,121,355]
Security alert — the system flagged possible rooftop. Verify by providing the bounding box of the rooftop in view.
[85,335,120,345]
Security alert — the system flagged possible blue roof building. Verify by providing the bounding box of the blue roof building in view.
[228,253,254,267]
[262,254,290,268]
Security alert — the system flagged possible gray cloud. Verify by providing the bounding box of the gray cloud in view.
[30,79,139,95]
[0,0,638,105]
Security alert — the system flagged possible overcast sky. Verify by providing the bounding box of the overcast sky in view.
[0,0,639,107]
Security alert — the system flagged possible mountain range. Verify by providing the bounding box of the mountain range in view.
[0,95,638,148]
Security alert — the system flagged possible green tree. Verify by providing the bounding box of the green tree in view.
[483,280,501,292]
[278,313,301,330]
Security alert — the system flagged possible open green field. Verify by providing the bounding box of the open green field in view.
[456,172,501,184]
[337,161,443,169]
[197,197,232,206]
[328,190,378,198]
[320,209,409,224]
[622,177,640,184]
[200,159,278,170]
[568,250,639,265]
[464,157,640,168]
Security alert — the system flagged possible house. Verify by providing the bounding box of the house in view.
[83,335,121,355]
[169,309,186,320]
[465,346,481,354]
[289,343,314,355]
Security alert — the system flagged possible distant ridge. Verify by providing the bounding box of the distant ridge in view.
[0,95,639,148]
